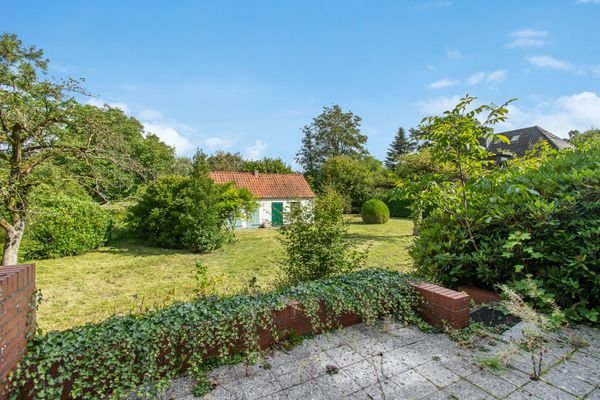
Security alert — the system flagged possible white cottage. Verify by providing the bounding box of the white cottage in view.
[209,171,315,228]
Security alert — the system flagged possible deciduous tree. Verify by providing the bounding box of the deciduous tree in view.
[296,105,368,177]
[0,33,132,265]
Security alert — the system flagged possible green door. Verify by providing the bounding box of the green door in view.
[271,202,284,227]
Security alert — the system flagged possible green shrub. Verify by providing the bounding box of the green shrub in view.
[20,194,111,260]
[411,147,600,322]
[10,269,419,399]
[381,192,412,218]
[279,190,367,285]
[361,199,390,224]
[128,175,229,253]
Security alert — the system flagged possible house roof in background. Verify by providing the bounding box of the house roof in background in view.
[488,126,573,157]
[209,171,316,199]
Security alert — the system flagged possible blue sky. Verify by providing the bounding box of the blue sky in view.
[3,1,600,165]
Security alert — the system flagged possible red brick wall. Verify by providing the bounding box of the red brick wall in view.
[410,282,471,329]
[458,286,500,305]
[0,264,36,400]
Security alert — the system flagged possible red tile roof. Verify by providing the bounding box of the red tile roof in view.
[209,171,316,199]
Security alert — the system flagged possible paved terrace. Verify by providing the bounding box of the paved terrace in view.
[161,321,600,400]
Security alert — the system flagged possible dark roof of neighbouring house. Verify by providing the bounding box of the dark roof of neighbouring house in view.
[209,171,316,199]
[486,126,573,157]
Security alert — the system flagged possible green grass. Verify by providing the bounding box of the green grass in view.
[33,216,414,332]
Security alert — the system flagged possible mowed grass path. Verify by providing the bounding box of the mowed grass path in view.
[34,217,414,332]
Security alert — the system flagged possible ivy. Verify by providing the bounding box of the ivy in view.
[9,269,419,399]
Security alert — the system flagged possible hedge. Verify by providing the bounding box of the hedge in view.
[20,194,111,260]
[412,147,600,322]
[9,269,419,399]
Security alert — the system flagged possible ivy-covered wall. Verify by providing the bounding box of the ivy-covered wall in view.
[2,269,473,399]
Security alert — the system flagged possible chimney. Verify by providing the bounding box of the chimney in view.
[253,170,259,177]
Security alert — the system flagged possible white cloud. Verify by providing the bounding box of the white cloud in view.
[527,55,574,71]
[486,70,507,83]
[416,95,463,115]
[428,78,459,89]
[143,122,194,154]
[506,29,547,48]
[86,98,130,114]
[467,72,486,85]
[500,92,600,136]
[244,140,268,160]
[445,47,461,59]
[426,64,436,71]
[576,0,600,4]
[204,136,237,151]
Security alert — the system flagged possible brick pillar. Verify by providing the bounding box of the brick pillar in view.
[410,282,471,329]
[0,264,36,400]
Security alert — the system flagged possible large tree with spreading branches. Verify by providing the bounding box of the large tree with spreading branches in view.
[0,33,135,265]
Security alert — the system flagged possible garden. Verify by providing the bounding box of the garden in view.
[1,33,599,399]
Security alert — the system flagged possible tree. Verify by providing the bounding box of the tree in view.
[217,184,258,238]
[172,156,193,176]
[204,152,294,174]
[569,128,600,150]
[416,94,514,250]
[241,157,293,174]
[0,33,130,265]
[385,127,414,170]
[279,189,367,285]
[58,106,175,202]
[319,156,373,212]
[207,151,245,171]
[296,105,368,177]
[128,175,228,252]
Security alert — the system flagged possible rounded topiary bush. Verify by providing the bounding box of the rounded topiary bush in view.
[361,199,390,224]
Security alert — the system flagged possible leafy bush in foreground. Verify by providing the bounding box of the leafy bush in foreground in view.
[412,147,600,322]
[361,199,390,224]
[20,194,111,260]
[9,269,419,399]
[279,191,367,285]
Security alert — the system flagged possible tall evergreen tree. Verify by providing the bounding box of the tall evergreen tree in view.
[385,127,414,170]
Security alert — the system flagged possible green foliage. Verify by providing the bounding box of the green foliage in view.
[361,199,390,224]
[385,127,415,170]
[59,106,176,202]
[207,150,245,171]
[20,193,111,260]
[0,33,165,264]
[296,104,368,177]
[279,190,367,285]
[9,269,419,399]
[318,155,393,213]
[478,356,506,372]
[412,147,599,321]
[381,191,412,218]
[128,175,229,253]
[569,128,600,150]
[172,157,194,176]
[241,157,293,174]
[194,150,294,174]
[217,184,258,237]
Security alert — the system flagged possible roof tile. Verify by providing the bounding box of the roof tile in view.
[209,171,315,199]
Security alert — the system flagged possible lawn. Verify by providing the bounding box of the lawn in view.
[34,216,414,332]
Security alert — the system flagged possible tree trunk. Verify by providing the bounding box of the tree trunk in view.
[2,220,25,266]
